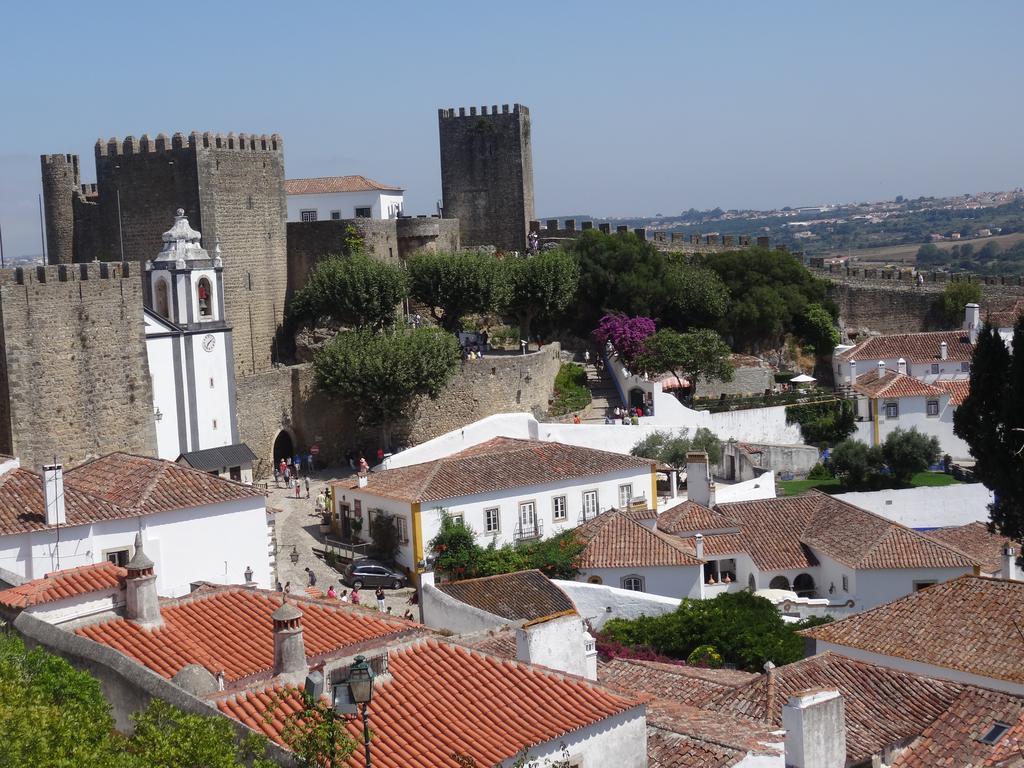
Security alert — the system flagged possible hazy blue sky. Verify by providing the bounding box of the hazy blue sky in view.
[1,0,1021,258]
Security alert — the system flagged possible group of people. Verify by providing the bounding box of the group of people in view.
[346,450,377,474]
[278,572,418,621]
[606,404,649,424]
[274,452,316,494]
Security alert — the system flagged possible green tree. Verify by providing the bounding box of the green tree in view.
[630,430,691,469]
[407,251,506,332]
[634,328,734,398]
[502,250,580,342]
[690,427,724,465]
[881,428,941,484]
[662,260,730,329]
[787,399,857,446]
[939,281,982,327]
[314,328,460,447]
[288,253,408,330]
[797,303,840,352]
[829,439,881,488]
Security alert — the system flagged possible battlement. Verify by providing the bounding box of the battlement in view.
[79,183,98,197]
[42,153,79,168]
[809,259,1024,286]
[95,131,283,157]
[528,219,777,251]
[438,104,527,119]
[0,261,134,287]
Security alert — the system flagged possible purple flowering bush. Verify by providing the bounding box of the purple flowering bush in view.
[592,314,656,366]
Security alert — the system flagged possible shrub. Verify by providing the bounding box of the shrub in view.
[687,644,724,668]
[882,427,941,483]
[550,362,592,417]
[807,463,833,480]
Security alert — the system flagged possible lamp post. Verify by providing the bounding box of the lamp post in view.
[346,655,375,768]
[244,565,254,584]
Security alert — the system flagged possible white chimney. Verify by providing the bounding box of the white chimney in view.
[686,452,714,507]
[897,358,907,375]
[940,341,948,361]
[357,475,368,488]
[125,532,163,628]
[966,302,981,344]
[694,533,705,561]
[848,360,857,384]
[583,630,598,681]
[516,616,589,678]
[877,360,885,377]
[782,689,846,768]
[42,464,66,526]
[1002,546,1017,581]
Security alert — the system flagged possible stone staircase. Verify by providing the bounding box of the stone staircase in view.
[579,361,622,423]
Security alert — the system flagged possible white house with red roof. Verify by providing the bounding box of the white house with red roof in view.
[285,175,404,221]
[0,452,272,596]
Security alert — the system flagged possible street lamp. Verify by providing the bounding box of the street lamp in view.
[244,565,254,584]
[346,656,375,767]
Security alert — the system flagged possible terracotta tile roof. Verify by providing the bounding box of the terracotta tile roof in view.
[351,437,654,504]
[284,175,403,194]
[217,639,641,768]
[657,501,740,535]
[935,378,972,406]
[76,588,419,683]
[852,368,947,399]
[0,562,125,609]
[435,570,576,623]
[646,727,744,768]
[890,687,1024,768]
[574,508,703,569]
[801,576,1024,686]
[707,652,964,763]
[65,452,263,516]
[838,330,974,363]
[455,627,518,660]
[646,700,782,762]
[925,522,1016,575]
[710,495,821,571]
[599,657,756,707]
[988,298,1024,329]
[0,467,130,535]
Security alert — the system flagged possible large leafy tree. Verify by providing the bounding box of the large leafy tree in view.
[881,428,941,484]
[955,320,1024,539]
[407,251,507,332]
[314,328,460,447]
[663,260,730,330]
[939,281,983,327]
[630,427,723,468]
[634,328,734,398]
[288,253,409,330]
[501,249,580,342]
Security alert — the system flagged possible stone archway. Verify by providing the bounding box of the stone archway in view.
[769,575,790,591]
[273,429,294,464]
[793,573,816,598]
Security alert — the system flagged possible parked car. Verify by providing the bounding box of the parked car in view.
[343,559,407,590]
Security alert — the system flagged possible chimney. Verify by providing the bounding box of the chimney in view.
[877,360,886,377]
[897,358,907,375]
[848,360,857,384]
[782,689,846,768]
[583,630,598,680]
[272,600,308,680]
[694,532,705,561]
[686,452,714,507]
[42,464,66,526]
[1002,546,1017,581]
[940,341,948,360]
[516,616,589,677]
[125,532,163,628]
[965,302,981,344]
[357,475,368,488]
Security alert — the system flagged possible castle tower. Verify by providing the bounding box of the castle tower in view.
[438,104,535,252]
[40,154,80,265]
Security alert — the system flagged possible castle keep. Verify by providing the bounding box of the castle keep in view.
[438,104,534,252]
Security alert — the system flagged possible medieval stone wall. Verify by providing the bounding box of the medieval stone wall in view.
[40,154,79,265]
[0,262,156,470]
[395,216,461,259]
[439,104,534,252]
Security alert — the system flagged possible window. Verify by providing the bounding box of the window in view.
[196,277,213,318]
[229,466,242,482]
[300,209,317,222]
[209,377,215,389]
[105,547,130,567]
[330,210,342,220]
[353,499,362,518]
[396,516,409,544]
[927,400,939,417]
[154,279,170,317]
[484,507,500,533]
[450,513,464,527]
[931,363,940,374]
[582,490,599,519]
[212,419,218,430]
[587,575,603,585]
[618,483,633,508]
[961,362,971,372]
[884,402,899,419]
[621,575,644,592]
[841,575,849,592]
[518,501,536,529]
[354,207,372,218]
[981,723,1011,745]
[552,495,567,521]
[913,580,937,592]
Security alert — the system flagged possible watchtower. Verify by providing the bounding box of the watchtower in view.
[438,104,535,252]
[40,154,80,264]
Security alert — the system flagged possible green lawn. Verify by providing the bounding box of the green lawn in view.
[778,471,960,496]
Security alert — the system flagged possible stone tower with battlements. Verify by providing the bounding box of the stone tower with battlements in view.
[40,131,287,378]
[438,104,534,252]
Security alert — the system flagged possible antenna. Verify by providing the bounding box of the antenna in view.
[116,189,125,262]
[37,194,47,265]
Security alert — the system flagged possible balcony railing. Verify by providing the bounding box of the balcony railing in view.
[514,520,543,541]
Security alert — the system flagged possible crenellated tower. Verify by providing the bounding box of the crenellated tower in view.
[40,154,81,264]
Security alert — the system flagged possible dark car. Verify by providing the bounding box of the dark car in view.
[342,558,407,590]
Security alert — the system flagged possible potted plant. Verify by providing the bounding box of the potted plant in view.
[319,511,332,535]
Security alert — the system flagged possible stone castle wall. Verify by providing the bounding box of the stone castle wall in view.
[530,219,773,254]
[0,262,157,470]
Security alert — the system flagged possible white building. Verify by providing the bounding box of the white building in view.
[332,436,657,575]
[285,176,404,221]
[0,453,273,596]
[833,329,974,386]
[144,210,249,467]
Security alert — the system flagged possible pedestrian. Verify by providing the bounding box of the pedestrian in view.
[293,453,301,475]
[284,465,291,484]
[279,458,286,478]
[351,587,361,605]
[376,447,384,464]
[346,450,355,471]
[294,479,301,498]
[273,466,280,488]
[358,456,369,474]
[327,584,337,599]
[304,476,310,499]
[584,349,590,364]
[480,329,489,353]
[284,581,292,595]
[375,586,386,612]
[403,609,414,620]
[573,413,581,424]
[275,580,283,592]
[386,606,393,614]
[305,567,316,587]
[315,491,326,515]
[306,450,314,473]
[339,588,350,603]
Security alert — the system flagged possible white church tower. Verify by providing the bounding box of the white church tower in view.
[144,210,253,478]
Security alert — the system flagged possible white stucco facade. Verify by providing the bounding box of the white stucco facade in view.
[850,389,970,459]
[554,579,681,630]
[577,564,703,600]
[502,706,648,768]
[832,484,993,528]
[286,190,404,221]
[0,497,274,596]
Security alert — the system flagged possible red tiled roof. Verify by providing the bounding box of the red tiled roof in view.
[934,378,971,406]
[838,330,974,363]
[599,657,755,707]
[925,522,1016,574]
[284,175,403,194]
[647,727,743,768]
[852,369,946,399]
[217,639,641,768]
[456,627,518,660]
[657,501,739,535]
[710,495,821,571]
[801,576,1024,686]
[0,562,125,609]
[350,438,653,503]
[646,700,782,762]
[988,298,1024,330]
[707,652,964,763]
[435,570,576,623]
[0,467,129,535]
[76,588,418,682]
[574,508,703,569]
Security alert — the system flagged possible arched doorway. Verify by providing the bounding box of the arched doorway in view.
[273,430,294,465]
[793,573,816,598]
[769,575,790,591]
[628,387,645,409]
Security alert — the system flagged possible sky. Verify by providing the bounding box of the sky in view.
[1,0,1022,258]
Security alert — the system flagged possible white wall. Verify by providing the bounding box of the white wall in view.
[576,564,702,600]
[145,331,182,460]
[421,583,509,634]
[25,588,123,626]
[330,491,415,568]
[851,392,971,459]
[554,579,680,630]
[810,550,857,605]
[834,357,969,385]
[188,330,233,450]
[715,472,777,504]
[832,484,993,528]
[516,614,589,677]
[853,566,973,611]
[286,190,404,221]
[502,707,647,768]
